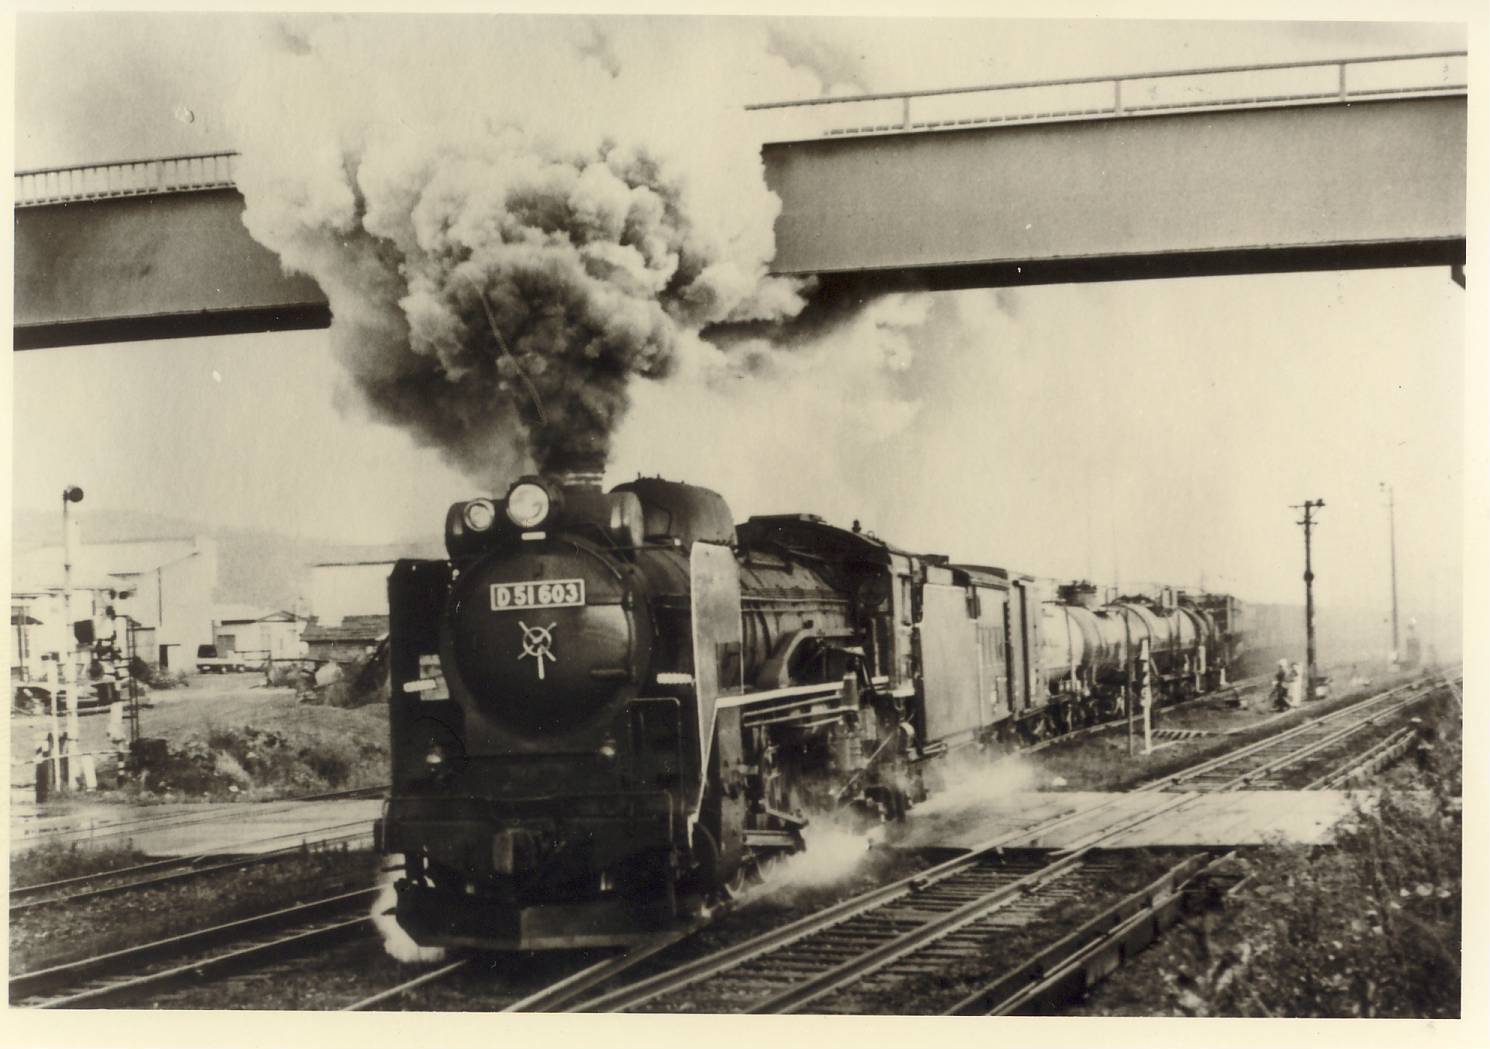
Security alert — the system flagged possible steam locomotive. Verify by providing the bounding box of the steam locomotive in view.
[375,473,1245,950]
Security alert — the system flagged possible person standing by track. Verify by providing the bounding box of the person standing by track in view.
[1271,658,1290,711]
[1287,662,1305,708]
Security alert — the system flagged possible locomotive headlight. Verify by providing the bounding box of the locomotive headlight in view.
[462,499,497,532]
[425,743,448,769]
[505,482,552,529]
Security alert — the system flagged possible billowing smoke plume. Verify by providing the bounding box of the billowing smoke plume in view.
[612,289,1021,555]
[231,17,836,479]
[257,132,794,473]
[228,15,1031,542]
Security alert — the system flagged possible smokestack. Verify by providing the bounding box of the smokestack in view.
[546,452,607,491]
[553,469,604,491]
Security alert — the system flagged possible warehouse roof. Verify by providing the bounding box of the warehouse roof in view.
[302,614,389,643]
[213,605,304,625]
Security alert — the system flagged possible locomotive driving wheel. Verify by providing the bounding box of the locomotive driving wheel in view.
[725,853,763,898]
[1020,711,1053,745]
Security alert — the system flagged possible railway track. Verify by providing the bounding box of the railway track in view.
[10,826,374,915]
[1021,671,1272,756]
[1144,673,1449,793]
[339,918,705,1011]
[550,673,1453,1015]
[10,887,379,1008]
[13,783,387,849]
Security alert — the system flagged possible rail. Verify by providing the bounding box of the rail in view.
[10,825,373,915]
[10,886,379,1008]
[746,50,1467,140]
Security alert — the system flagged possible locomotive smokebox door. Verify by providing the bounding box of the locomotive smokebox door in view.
[689,542,743,777]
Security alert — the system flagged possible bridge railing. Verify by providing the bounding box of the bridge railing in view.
[15,150,240,207]
[747,51,1467,141]
[12,52,1467,204]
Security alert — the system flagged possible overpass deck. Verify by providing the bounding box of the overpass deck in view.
[13,51,1467,349]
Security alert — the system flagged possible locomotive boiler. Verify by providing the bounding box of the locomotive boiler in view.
[376,473,1247,950]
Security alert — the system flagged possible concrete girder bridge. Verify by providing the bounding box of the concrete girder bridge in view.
[13,52,1467,351]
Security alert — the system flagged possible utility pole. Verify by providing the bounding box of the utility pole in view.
[1139,636,1153,755]
[1380,482,1399,662]
[1292,498,1325,699]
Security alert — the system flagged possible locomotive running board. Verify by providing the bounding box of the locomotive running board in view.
[714,674,897,711]
[715,681,842,709]
[761,805,809,829]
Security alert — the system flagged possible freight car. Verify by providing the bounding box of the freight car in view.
[375,473,1245,950]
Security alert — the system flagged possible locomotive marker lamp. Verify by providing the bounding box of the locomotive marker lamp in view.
[463,498,497,532]
[506,478,556,529]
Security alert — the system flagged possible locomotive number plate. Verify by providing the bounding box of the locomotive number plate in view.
[490,579,586,611]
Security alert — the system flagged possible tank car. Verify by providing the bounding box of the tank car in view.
[1036,582,1245,733]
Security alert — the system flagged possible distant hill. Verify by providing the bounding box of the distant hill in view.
[12,507,441,611]
[13,506,203,549]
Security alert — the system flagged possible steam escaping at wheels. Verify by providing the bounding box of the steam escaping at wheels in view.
[371,857,446,964]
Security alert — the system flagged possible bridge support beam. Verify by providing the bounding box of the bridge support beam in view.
[762,96,1466,291]
[14,189,328,350]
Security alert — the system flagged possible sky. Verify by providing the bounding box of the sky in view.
[7,10,1479,660]
[7,13,1472,169]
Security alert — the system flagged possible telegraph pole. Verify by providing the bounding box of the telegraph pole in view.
[1292,499,1325,698]
[1380,482,1399,662]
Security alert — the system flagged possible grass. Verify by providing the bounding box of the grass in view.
[10,839,154,889]
[9,842,378,975]
[1070,687,1462,1018]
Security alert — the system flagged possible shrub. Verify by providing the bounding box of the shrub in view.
[126,725,385,799]
[129,657,190,690]
[1140,691,1461,1018]
[267,662,313,688]
[299,651,388,709]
